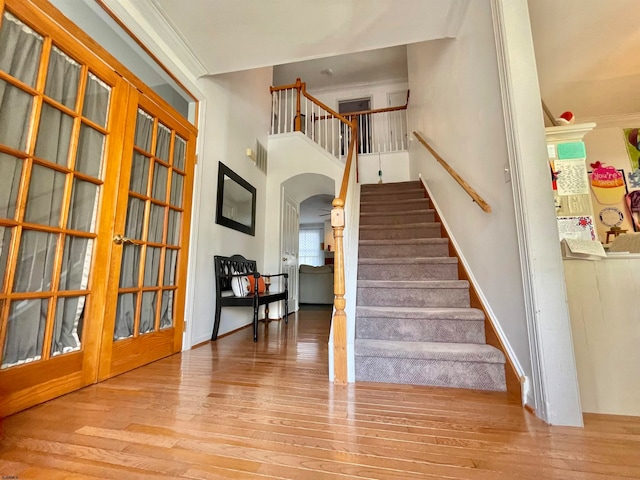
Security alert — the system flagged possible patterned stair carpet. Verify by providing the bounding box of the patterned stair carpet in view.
[355,181,506,391]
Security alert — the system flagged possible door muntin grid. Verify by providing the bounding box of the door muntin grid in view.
[0,11,112,369]
[113,110,184,340]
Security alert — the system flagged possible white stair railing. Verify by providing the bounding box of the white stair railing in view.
[270,79,409,158]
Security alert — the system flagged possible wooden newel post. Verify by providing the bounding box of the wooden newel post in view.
[294,77,302,132]
[331,197,347,384]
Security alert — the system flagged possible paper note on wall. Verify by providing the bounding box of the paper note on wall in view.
[557,142,587,160]
[557,216,596,241]
[555,158,589,195]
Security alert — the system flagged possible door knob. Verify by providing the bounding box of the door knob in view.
[113,234,137,245]
[282,257,287,262]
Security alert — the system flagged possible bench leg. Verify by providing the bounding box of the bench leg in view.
[253,300,259,342]
[211,302,222,341]
[284,297,289,324]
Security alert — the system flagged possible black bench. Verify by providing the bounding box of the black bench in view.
[212,254,288,342]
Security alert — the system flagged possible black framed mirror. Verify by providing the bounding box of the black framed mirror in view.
[215,162,256,236]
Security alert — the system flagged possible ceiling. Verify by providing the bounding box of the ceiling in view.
[147,0,466,76]
[300,194,334,225]
[528,0,640,121]
[123,0,639,125]
[273,45,408,91]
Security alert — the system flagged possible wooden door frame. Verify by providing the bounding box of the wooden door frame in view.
[0,0,199,416]
[98,91,197,381]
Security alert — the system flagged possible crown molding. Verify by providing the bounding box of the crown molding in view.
[100,0,208,81]
[545,122,597,143]
[444,0,471,37]
[579,112,640,129]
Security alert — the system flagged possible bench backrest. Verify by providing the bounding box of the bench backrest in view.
[214,254,257,295]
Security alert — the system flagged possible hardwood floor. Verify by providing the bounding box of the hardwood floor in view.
[1,307,640,479]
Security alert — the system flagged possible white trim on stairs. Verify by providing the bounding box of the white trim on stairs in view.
[418,175,528,403]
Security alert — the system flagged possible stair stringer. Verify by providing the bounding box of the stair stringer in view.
[418,175,526,401]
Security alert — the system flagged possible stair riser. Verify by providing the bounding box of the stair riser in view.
[359,243,449,258]
[357,263,458,281]
[361,183,422,194]
[355,357,506,391]
[357,287,469,308]
[360,212,435,225]
[359,225,441,240]
[361,191,425,202]
[356,317,485,343]
[361,200,431,213]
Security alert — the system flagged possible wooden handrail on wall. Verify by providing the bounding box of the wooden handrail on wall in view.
[413,131,492,213]
[330,130,357,385]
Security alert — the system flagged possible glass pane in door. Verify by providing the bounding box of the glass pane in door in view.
[82,73,110,127]
[112,108,187,339]
[44,46,80,109]
[12,230,57,293]
[160,291,173,329]
[2,299,48,369]
[24,165,66,226]
[0,10,112,369]
[0,12,43,87]
[0,80,34,151]
[0,153,22,219]
[0,227,9,289]
[50,295,85,356]
[35,104,74,165]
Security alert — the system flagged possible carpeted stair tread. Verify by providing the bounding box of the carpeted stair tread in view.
[359,238,448,246]
[355,339,505,364]
[355,180,506,393]
[358,279,469,289]
[361,181,421,193]
[359,238,450,259]
[356,305,485,320]
[360,198,430,206]
[360,189,425,200]
[360,222,440,231]
[360,209,434,217]
[359,257,457,265]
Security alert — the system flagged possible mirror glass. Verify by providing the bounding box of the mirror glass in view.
[216,162,256,236]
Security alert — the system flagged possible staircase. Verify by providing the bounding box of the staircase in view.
[355,181,506,391]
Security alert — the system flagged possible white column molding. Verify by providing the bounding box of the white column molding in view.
[491,0,583,426]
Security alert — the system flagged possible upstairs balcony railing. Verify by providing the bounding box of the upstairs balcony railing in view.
[270,78,408,158]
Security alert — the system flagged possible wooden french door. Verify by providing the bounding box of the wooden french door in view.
[0,0,196,416]
[98,93,195,380]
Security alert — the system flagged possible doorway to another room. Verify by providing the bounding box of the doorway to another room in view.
[339,97,372,154]
[298,194,334,307]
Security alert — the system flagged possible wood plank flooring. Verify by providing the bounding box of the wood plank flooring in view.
[1,307,640,479]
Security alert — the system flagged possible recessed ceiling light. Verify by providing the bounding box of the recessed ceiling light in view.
[320,68,333,76]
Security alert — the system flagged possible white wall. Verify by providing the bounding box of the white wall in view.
[564,257,640,416]
[188,67,273,345]
[358,151,410,185]
[308,80,408,112]
[263,134,345,315]
[406,5,533,390]
[584,121,639,170]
